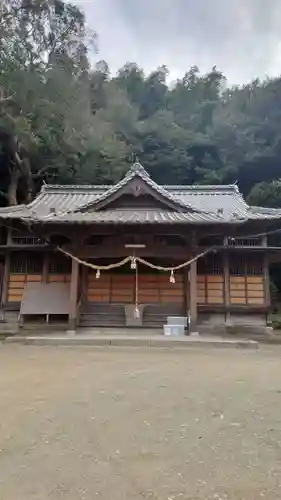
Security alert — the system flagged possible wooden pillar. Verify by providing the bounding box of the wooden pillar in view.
[42,252,49,283]
[81,263,88,299]
[183,268,189,316]
[7,228,12,246]
[189,260,198,333]
[264,255,271,308]
[1,229,12,315]
[68,258,79,332]
[262,236,270,310]
[223,249,231,324]
[1,253,10,312]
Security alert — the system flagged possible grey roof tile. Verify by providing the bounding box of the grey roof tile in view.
[74,163,196,213]
[1,163,281,225]
[41,209,225,224]
[247,206,281,218]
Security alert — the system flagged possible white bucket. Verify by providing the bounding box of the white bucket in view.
[163,325,171,336]
[167,316,187,327]
[170,325,185,336]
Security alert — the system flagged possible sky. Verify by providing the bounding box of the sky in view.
[75,0,281,84]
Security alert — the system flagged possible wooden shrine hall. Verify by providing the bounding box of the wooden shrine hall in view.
[1,162,281,334]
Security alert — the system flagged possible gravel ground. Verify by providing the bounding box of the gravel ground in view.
[1,345,281,499]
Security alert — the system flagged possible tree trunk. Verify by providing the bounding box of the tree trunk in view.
[7,169,20,206]
[3,133,33,205]
[21,156,33,203]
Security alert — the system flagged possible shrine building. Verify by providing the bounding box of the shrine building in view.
[0,162,281,334]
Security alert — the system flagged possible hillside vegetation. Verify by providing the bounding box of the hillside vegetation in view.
[1,0,281,207]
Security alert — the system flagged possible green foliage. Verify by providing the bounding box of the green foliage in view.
[2,0,281,207]
[247,180,281,208]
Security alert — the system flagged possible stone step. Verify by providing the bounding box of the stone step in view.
[0,325,18,334]
[77,327,163,336]
[0,318,18,333]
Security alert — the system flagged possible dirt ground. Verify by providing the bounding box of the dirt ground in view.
[1,346,281,499]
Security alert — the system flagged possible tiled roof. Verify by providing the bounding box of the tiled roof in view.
[247,206,281,219]
[1,163,281,225]
[75,163,196,213]
[40,209,225,225]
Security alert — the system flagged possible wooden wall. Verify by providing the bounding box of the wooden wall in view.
[7,270,266,307]
[230,276,264,305]
[8,274,42,303]
[7,273,71,303]
[139,274,184,304]
[87,273,132,303]
[5,252,267,309]
[48,274,71,284]
[196,274,265,306]
[197,275,224,305]
[87,272,184,304]
[6,253,71,304]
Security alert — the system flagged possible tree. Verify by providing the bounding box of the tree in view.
[212,77,281,194]
[0,0,95,72]
[3,2,281,209]
[247,180,281,208]
[0,0,96,205]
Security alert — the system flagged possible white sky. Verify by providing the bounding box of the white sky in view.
[73,0,281,84]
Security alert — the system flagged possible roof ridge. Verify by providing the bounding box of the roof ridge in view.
[166,184,239,192]
[249,205,281,214]
[0,203,27,213]
[73,162,204,214]
[42,184,111,191]
[40,183,239,193]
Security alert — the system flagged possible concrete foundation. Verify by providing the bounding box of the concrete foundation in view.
[5,332,259,349]
[198,311,270,337]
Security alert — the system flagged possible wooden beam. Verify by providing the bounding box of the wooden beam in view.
[68,258,79,332]
[71,244,192,260]
[33,223,235,239]
[1,244,52,251]
[189,260,197,333]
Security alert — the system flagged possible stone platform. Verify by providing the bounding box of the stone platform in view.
[5,331,259,349]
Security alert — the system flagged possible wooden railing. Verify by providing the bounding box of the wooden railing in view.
[11,235,45,245]
[226,237,262,247]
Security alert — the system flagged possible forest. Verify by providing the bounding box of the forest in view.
[1,0,281,207]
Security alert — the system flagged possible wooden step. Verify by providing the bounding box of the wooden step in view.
[79,302,126,327]
[142,304,185,328]
[80,318,125,327]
